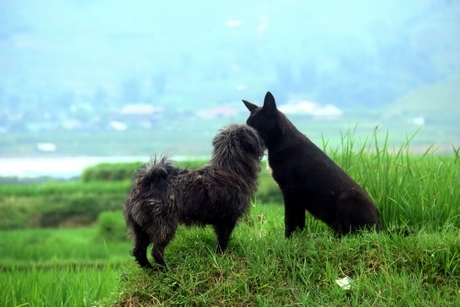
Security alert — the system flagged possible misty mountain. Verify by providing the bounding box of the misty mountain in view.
[1,0,459,120]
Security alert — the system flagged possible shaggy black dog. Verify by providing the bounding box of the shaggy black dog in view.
[243,92,381,238]
[123,124,265,269]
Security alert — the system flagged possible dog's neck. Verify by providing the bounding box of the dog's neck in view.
[265,116,309,154]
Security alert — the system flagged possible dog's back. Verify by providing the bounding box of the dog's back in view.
[243,92,380,237]
[167,166,252,226]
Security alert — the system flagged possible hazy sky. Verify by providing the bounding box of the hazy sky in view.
[1,0,444,85]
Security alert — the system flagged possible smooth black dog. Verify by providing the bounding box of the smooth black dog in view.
[243,92,381,238]
[123,124,264,268]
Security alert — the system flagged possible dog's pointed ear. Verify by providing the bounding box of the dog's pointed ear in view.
[263,91,277,115]
[242,100,258,112]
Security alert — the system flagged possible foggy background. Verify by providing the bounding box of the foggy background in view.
[1,0,459,176]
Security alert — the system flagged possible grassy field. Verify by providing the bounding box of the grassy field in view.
[1,131,459,306]
[1,204,459,306]
[113,205,459,306]
[0,227,131,306]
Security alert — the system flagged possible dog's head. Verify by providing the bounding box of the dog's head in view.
[212,124,265,161]
[242,91,287,148]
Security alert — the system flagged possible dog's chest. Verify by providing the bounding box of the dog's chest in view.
[266,160,280,187]
[266,160,273,177]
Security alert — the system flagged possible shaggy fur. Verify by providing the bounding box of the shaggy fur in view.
[243,92,381,238]
[123,124,265,268]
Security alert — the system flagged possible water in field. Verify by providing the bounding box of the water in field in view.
[0,156,149,179]
[0,155,208,179]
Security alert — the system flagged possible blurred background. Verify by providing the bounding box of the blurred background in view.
[1,0,459,177]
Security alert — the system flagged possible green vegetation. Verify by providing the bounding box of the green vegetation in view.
[1,205,458,306]
[322,127,460,231]
[0,158,278,230]
[0,181,129,229]
[2,264,120,306]
[81,159,209,182]
[112,208,459,306]
[1,131,459,306]
[0,227,130,306]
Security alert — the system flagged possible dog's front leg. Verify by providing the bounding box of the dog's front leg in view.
[284,197,304,238]
[213,219,237,253]
[295,205,306,232]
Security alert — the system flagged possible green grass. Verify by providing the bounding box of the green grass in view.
[0,203,460,306]
[107,203,459,306]
[2,264,120,307]
[0,228,130,267]
[322,126,460,231]
[1,204,459,306]
[0,227,132,306]
[0,180,130,197]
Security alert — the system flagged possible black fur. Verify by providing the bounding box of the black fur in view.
[243,92,381,238]
[123,124,264,269]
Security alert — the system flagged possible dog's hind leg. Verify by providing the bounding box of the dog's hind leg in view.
[151,243,166,267]
[130,223,154,269]
[213,219,237,253]
[335,193,380,236]
[150,222,177,266]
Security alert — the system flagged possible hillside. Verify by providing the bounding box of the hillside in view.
[389,78,460,116]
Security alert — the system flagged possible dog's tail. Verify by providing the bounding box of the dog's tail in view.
[134,156,177,193]
[123,157,177,226]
